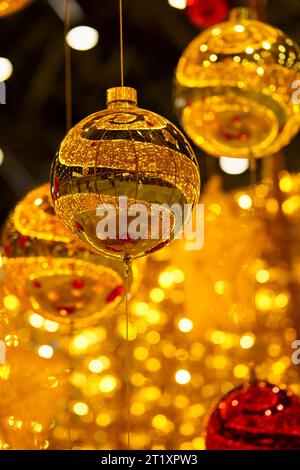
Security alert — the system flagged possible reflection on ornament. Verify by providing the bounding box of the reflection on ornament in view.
[187,0,229,28]
[174,7,300,158]
[1,184,126,327]
[51,87,200,260]
[206,381,300,449]
[0,0,31,16]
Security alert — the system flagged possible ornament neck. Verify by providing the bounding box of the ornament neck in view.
[106,86,137,109]
[229,7,256,21]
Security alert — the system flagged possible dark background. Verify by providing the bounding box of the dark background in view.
[1,0,300,224]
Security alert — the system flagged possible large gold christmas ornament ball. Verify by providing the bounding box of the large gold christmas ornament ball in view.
[174,7,300,158]
[0,0,31,16]
[51,87,200,260]
[1,184,126,327]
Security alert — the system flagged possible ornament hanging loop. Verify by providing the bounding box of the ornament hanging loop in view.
[119,0,124,87]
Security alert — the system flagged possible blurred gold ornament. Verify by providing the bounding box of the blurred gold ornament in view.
[51,86,200,260]
[1,184,127,327]
[1,172,300,450]
[0,0,31,16]
[174,7,300,158]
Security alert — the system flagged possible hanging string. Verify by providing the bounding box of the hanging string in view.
[119,0,124,87]
[64,0,72,131]
[249,156,259,378]
[124,257,131,449]
[63,0,74,449]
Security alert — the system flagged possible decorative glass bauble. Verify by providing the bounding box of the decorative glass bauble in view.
[174,7,300,158]
[1,184,127,327]
[187,0,229,28]
[205,381,300,450]
[0,0,31,16]
[50,87,200,260]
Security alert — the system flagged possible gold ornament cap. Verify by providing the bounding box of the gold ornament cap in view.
[106,86,137,106]
[229,7,256,21]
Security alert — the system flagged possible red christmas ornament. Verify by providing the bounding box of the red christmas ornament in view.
[106,284,124,303]
[187,0,229,28]
[206,381,300,450]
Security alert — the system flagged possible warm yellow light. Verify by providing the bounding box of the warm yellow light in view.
[219,156,249,175]
[233,364,249,378]
[245,46,254,54]
[180,423,195,436]
[266,198,279,214]
[212,355,228,369]
[98,375,117,393]
[70,372,87,388]
[193,437,206,450]
[146,331,160,344]
[134,301,149,316]
[5,334,18,347]
[66,26,99,51]
[212,28,221,36]
[255,289,273,310]
[44,319,59,332]
[168,0,187,9]
[30,421,43,433]
[73,335,89,350]
[146,309,161,324]
[188,404,205,417]
[152,414,168,430]
[159,271,173,288]
[240,333,255,349]
[88,359,104,373]
[209,54,218,62]
[262,41,271,50]
[178,317,193,333]
[34,197,43,206]
[282,196,300,214]
[0,364,10,380]
[131,403,145,416]
[234,24,245,32]
[172,268,185,283]
[199,43,208,52]
[279,175,293,192]
[214,281,226,295]
[29,313,44,328]
[175,369,191,384]
[73,402,89,416]
[272,360,287,375]
[118,321,137,339]
[175,395,189,408]
[150,288,165,303]
[0,57,13,81]
[3,295,19,310]
[134,346,149,361]
[211,330,226,345]
[0,148,4,166]
[146,358,161,372]
[256,66,264,76]
[275,293,289,309]
[238,194,252,209]
[38,345,54,359]
[256,269,270,283]
[96,413,111,427]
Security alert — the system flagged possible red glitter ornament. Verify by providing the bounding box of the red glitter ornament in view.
[206,381,300,450]
[106,284,124,303]
[187,0,229,28]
